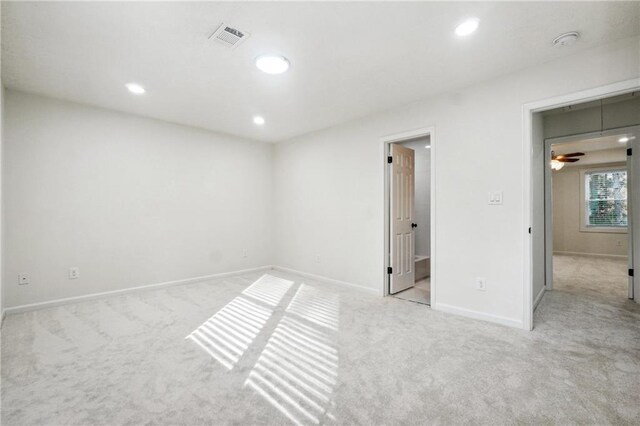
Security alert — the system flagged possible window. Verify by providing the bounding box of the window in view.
[581,167,627,232]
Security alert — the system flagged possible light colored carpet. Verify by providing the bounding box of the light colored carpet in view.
[2,256,639,425]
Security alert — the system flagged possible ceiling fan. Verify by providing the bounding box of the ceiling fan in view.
[550,151,584,170]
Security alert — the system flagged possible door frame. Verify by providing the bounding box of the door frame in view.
[523,78,640,330]
[381,126,435,304]
[544,128,637,294]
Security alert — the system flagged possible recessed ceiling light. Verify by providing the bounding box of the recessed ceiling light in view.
[253,116,265,125]
[425,145,431,149]
[455,18,479,37]
[552,32,579,47]
[619,137,630,143]
[125,83,145,95]
[255,55,290,74]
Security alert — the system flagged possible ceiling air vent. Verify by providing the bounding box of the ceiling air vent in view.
[209,23,250,49]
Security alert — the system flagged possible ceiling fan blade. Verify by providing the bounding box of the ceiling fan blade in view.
[558,158,580,162]
[553,152,585,160]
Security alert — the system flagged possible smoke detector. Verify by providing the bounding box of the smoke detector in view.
[553,31,579,47]
[209,23,250,49]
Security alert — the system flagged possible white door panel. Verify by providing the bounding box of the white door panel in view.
[390,144,415,294]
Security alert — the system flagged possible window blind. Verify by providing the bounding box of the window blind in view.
[584,169,628,227]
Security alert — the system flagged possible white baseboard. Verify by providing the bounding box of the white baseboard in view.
[432,302,524,329]
[271,266,379,296]
[533,286,546,310]
[554,251,627,259]
[4,265,273,315]
[274,266,525,329]
[3,264,524,331]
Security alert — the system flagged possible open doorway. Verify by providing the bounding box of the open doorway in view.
[529,91,640,329]
[546,127,638,305]
[382,130,434,305]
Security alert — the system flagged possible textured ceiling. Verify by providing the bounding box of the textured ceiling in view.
[3,2,639,142]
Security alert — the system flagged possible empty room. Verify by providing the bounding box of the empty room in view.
[1,2,639,425]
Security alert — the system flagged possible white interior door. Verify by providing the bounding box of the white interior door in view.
[389,143,415,294]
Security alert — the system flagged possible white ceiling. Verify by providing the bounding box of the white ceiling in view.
[552,134,633,167]
[552,134,631,155]
[3,2,639,142]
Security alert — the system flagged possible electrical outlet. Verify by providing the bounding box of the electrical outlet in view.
[488,191,503,205]
[476,277,486,291]
[315,255,321,264]
[617,240,623,247]
[242,249,248,258]
[18,273,30,285]
[69,267,80,280]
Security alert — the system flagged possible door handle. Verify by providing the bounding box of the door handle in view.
[411,223,418,228]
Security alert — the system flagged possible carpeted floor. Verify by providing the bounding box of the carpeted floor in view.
[1,255,639,425]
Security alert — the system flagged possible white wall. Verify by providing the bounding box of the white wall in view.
[543,96,640,139]
[3,90,273,308]
[0,0,4,317]
[0,85,3,317]
[273,36,640,328]
[3,36,639,328]
[552,160,628,257]
[399,137,431,257]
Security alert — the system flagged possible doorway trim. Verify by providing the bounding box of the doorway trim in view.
[381,126,435,305]
[523,78,640,331]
